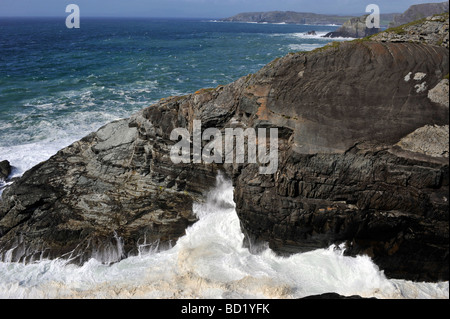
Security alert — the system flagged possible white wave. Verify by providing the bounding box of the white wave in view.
[290,31,330,39]
[0,110,124,182]
[0,173,447,299]
[270,31,354,41]
[0,140,73,179]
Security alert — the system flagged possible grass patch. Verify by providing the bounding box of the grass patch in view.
[194,87,215,94]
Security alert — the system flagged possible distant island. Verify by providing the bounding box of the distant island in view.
[220,2,449,39]
[220,2,450,29]
[219,10,398,27]
[389,1,449,27]
[324,1,449,38]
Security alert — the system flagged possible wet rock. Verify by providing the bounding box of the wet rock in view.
[0,160,11,182]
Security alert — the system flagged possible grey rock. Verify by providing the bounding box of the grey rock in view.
[396,125,449,158]
[428,79,449,107]
[0,160,11,182]
[371,13,449,48]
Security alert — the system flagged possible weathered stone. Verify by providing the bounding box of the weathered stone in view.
[0,160,11,182]
[428,79,449,107]
[371,13,449,48]
[396,125,449,158]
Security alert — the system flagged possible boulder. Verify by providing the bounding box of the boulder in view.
[0,160,11,182]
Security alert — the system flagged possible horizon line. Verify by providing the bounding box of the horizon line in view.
[0,10,404,20]
[0,16,221,19]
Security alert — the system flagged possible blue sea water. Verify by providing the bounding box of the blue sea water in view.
[1,18,448,300]
[0,18,342,177]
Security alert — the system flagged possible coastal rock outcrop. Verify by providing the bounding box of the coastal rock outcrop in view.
[323,15,380,38]
[0,115,222,264]
[0,160,11,182]
[370,13,449,48]
[0,16,449,281]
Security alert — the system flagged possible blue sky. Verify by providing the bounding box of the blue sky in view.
[0,0,446,18]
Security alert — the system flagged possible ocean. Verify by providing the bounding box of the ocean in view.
[0,17,448,299]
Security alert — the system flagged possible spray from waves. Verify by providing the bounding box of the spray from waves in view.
[287,43,323,52]
[271,31,355,53]
[0,79,186,185]
[291,32,355,41]
[0,172,448,299]
[270,31,354,41]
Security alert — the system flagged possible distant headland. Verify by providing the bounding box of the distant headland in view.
[219,10,397,27]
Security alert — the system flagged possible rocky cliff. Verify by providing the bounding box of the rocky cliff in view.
[389,1,449,28]
[371,12,449,48]
[1,16,449,281]
[323,15,380,38]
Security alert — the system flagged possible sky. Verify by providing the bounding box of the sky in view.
[0,0,446,18]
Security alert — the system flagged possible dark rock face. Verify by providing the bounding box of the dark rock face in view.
[228,39,449,282]
[0,19,449,281]
[234,146,449,281]
[0,160,11,182]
